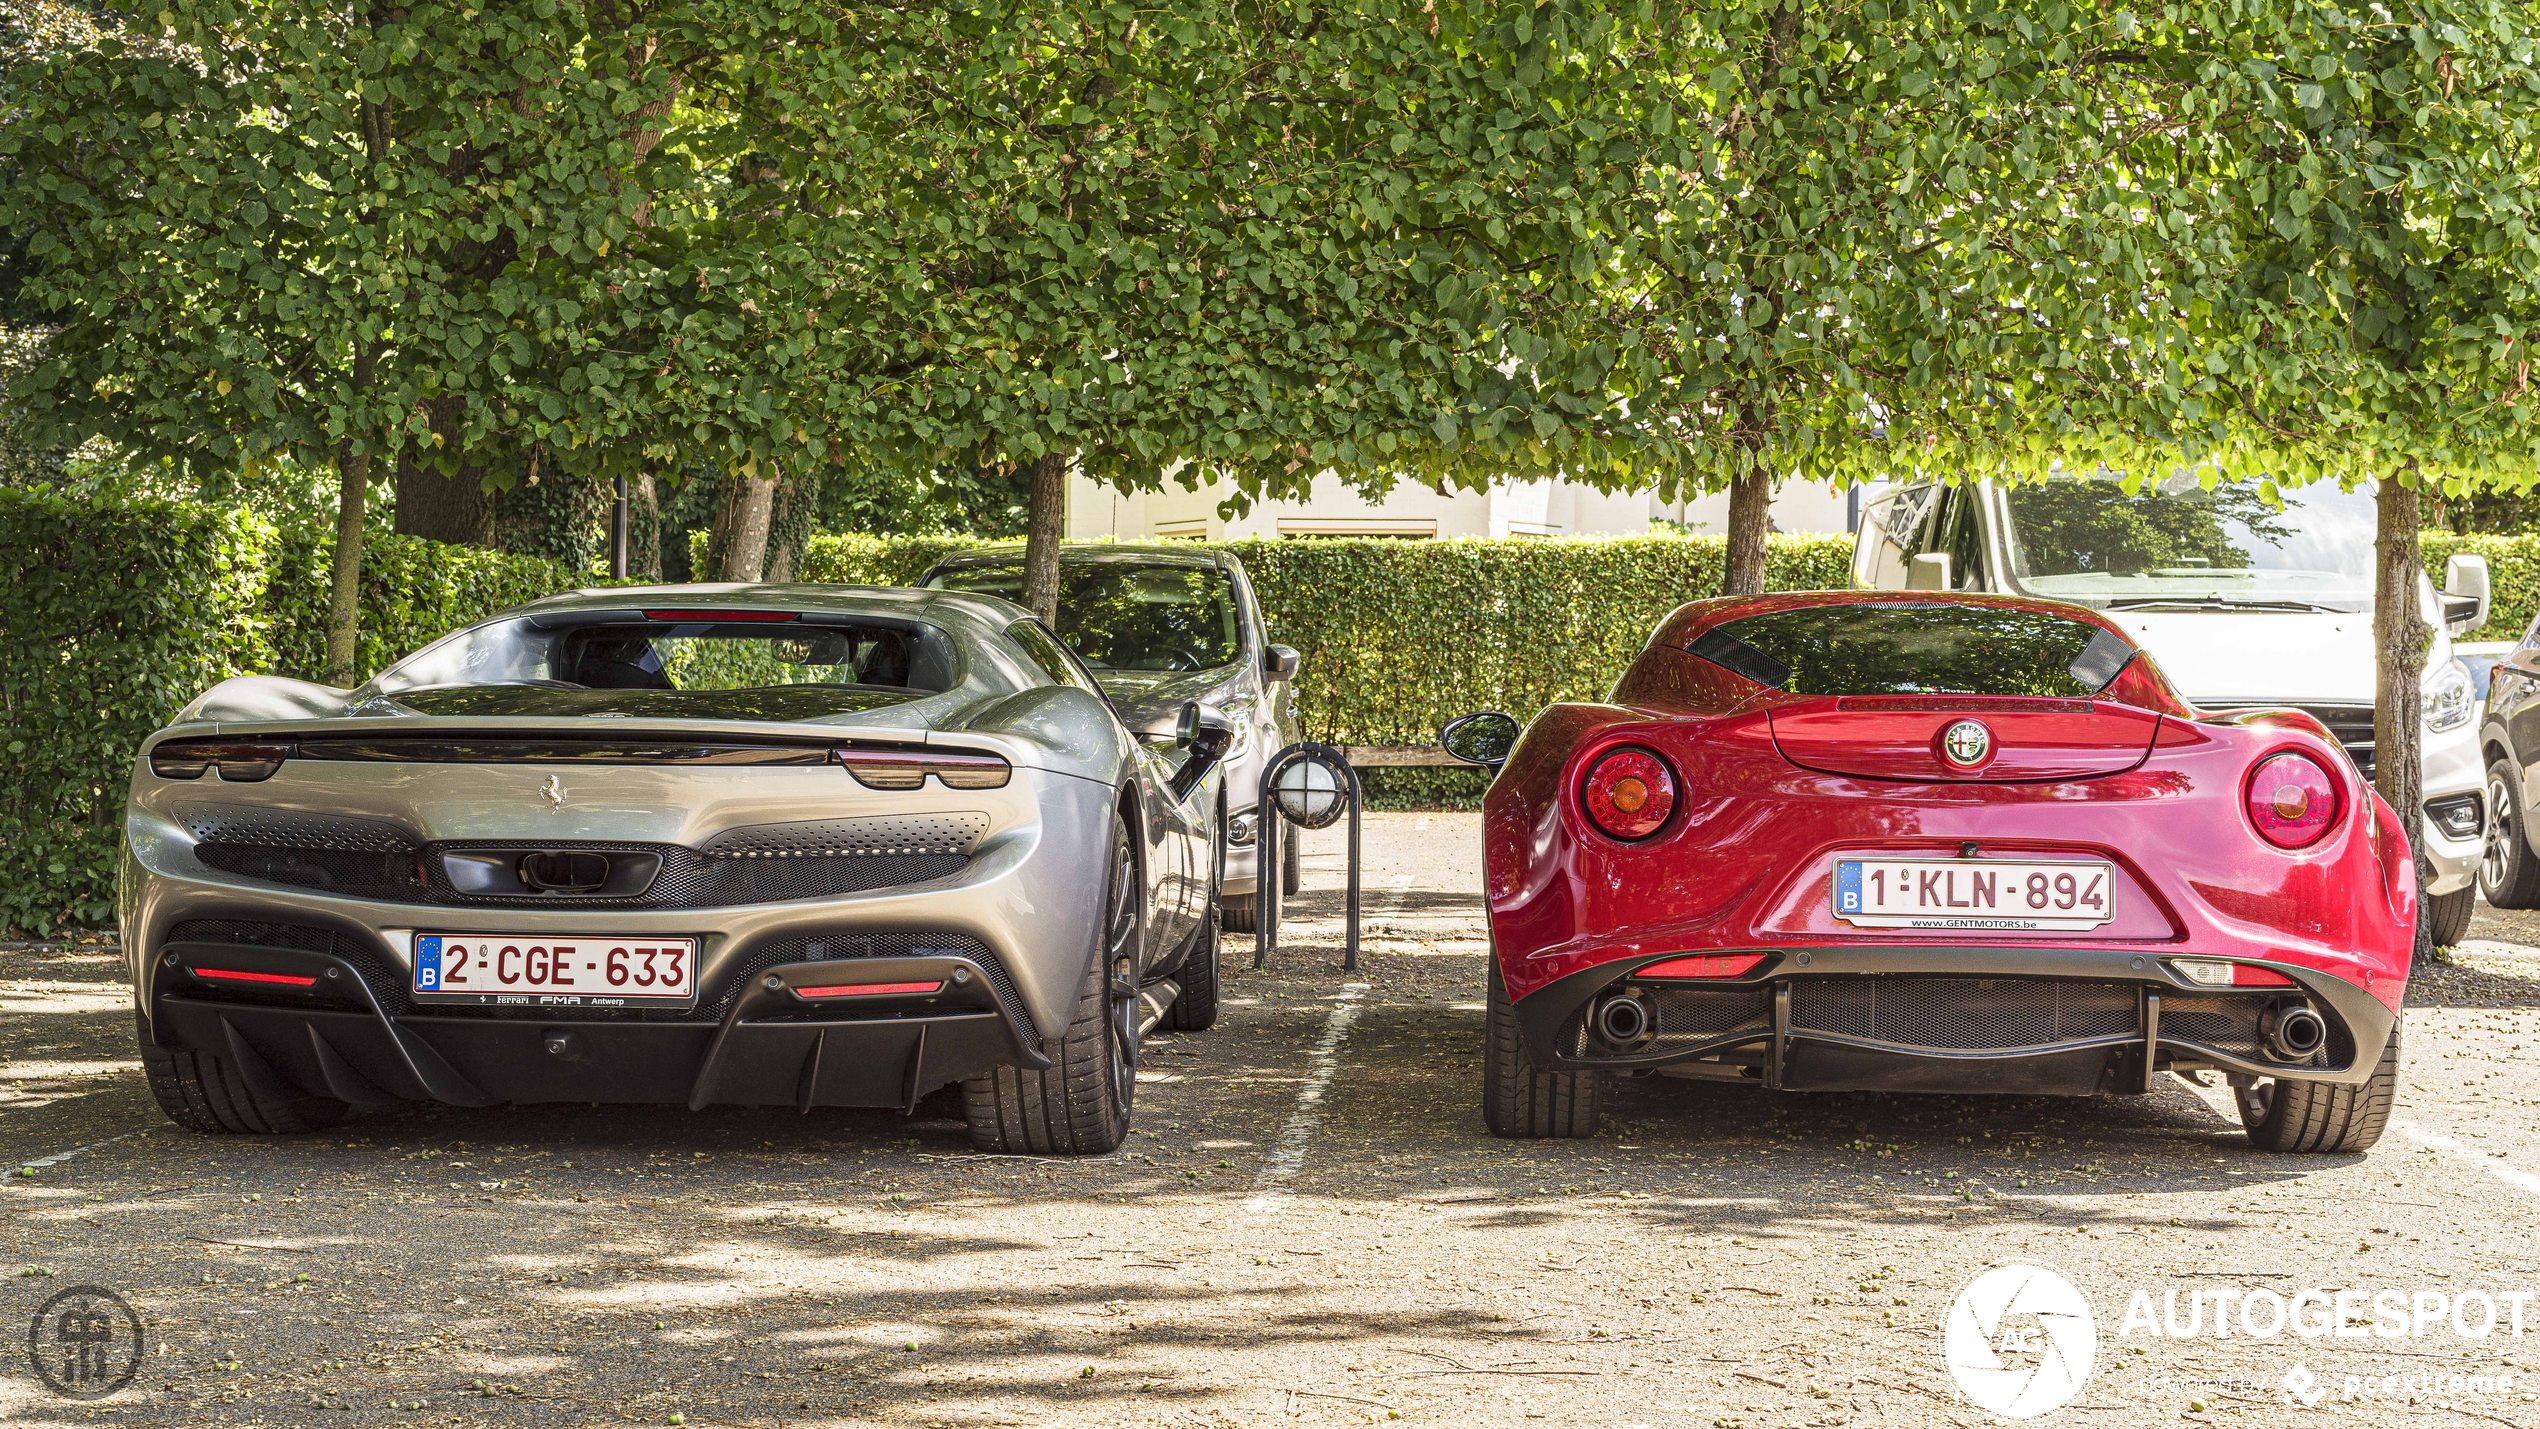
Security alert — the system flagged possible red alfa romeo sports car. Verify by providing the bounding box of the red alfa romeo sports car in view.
[1441,591,2412,1152]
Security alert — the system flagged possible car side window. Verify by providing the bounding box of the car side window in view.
[1855,486,1938,589]
[1008,620,1105,697]
[1917,489,1989,590]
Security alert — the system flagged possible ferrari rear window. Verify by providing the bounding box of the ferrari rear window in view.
[367,615,960,720]
[1688,603,2136,698]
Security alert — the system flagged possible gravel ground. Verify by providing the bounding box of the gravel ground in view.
[3,811,2537,1427]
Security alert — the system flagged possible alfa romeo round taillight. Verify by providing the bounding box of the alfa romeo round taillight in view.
[2246,752,2339,849]
[1581,748,1677,841]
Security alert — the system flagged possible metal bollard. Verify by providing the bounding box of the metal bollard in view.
[1253,743,1362,972]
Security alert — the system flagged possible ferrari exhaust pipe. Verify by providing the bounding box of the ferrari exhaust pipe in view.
[1593,993,1652,1047]
[2264,1004,2328,1061]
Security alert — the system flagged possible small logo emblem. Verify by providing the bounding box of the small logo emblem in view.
[538,775,566,810]
[1941,719,1993,767]
[1942,1261,2096,1419]
[26,1284,143,1400]
[2283,1363,2325,1408]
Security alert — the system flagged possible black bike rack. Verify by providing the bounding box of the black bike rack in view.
[1252,742,1363,972]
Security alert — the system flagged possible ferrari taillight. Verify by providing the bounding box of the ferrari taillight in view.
[149,740,293,782]
[832,748,1012,790]
[1580,747,1677,841]
[2245,752,2339,850]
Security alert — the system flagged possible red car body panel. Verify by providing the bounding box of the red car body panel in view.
[1481,592,2416,1082]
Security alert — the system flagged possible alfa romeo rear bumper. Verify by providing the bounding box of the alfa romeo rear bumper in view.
[1512,944,2399,1095]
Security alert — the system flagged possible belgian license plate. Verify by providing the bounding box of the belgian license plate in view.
[1833,859,2114,932]
[411,934,699,1007]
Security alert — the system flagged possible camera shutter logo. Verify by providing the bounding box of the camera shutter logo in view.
[26,1284,143,1399]
[1943,1262,2097,1419]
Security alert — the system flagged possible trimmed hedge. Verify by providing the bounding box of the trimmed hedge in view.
[1,493,272,933]
[20,505,2540,931]
[263,528,577,683]
[0,491,578,932]
[790,530,1859,745]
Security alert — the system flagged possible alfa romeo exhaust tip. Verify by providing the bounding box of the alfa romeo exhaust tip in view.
[1593,993,1652,1047]
[2266,1004,2328,1061]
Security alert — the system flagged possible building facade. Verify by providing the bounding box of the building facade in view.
[1067,468,1860,541]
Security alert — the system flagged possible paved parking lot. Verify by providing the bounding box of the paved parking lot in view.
[4,812,2539,1427]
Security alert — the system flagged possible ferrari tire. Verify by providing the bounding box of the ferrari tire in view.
[2424,885,2476,949]
[1221,897,1258,934]
[963,815,1136,1155]
[1282,825,1301,896]
[2480,759,2540,909]
[1482,960,1601,1139]
[140,1029,347,1135]
[2237,1018,2400,1154]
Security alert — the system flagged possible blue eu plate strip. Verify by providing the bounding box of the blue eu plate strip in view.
[414,935,444,991]
[1834,860,1864,914]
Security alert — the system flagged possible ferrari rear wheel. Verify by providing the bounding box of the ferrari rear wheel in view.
[1482,960,1601,1139]
[962,815,1136,1155]
[2480,760,2540,908]
[1282,825,1301,896]
[140,1029,347,1135]
[2236,1018,2400,1154]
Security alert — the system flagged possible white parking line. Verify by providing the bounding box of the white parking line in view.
[2390,1120,2540,1201]
[13,1130,139,1179]
[1245,984,1368,1215]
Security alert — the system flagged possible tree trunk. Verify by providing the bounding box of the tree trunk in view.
[393,456,493,546]
[325,441,370,686]
[1022,451,1070,623]
[710,465,780,582]
[1723,466,1772,596]
[763,467,815,584]
[2373,472,2428,955]
[630,472,663,581]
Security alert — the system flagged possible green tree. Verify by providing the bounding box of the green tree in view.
[772,0,1667,618]
[2184,0,2540,920]
[0,0,724,676]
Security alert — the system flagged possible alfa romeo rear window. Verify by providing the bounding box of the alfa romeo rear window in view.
[1687,603,2136,698]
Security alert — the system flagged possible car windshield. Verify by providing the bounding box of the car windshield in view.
[364,614,958,720]
[929,559,1241,672]
[1999,475,2375,612]
[1691,602,2136,698]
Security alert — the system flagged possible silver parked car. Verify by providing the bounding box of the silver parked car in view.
[121,585,1229,1155]
[919,545,1301,930]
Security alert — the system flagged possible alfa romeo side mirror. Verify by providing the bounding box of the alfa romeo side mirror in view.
[1441,710,1521,769]
[1264,645,1301,682]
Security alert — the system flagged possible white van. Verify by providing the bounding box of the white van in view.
[1853,474,2490,944]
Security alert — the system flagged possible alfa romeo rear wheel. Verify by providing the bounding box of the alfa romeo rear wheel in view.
[1482,960,1600,1139]
[2237,1017,2400,1154]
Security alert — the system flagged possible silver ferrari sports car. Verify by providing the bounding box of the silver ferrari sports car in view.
[120,585,1230,1155]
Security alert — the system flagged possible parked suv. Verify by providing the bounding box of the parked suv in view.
[1854,474,2491,944]
[920,545,1302,929]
